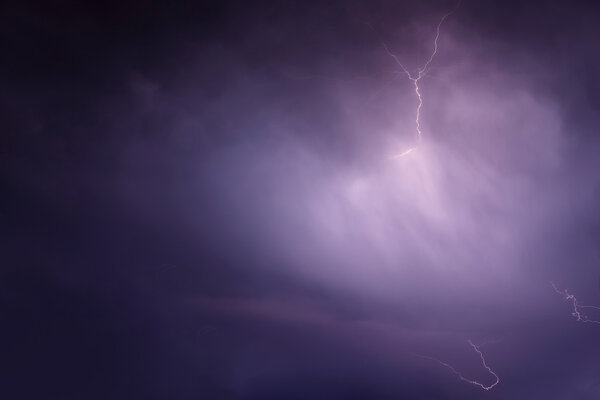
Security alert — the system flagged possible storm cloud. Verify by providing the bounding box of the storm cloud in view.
[3,1,600,399]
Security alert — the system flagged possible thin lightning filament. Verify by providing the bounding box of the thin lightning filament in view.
[420,340,500,391]
[376,4,459,159]
[552,283,600,325]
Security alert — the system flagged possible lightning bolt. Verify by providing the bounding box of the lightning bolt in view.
[552,283,600,325]
[419,340,500,391]
[371,2,460,159]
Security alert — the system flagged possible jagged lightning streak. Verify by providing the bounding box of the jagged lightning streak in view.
[552,283,600,325]
[373,3,460,159]
[419,340,500,391]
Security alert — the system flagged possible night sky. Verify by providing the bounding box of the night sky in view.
[3,1,600,398]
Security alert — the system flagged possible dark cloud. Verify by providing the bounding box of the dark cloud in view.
[2,0,600,398]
